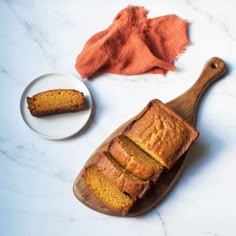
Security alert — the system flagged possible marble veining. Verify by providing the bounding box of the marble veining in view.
[6,2,56,68]
[186,0,236,42]
[0,137,72,183]
[1,0,236,236]
[0,65,22,86]
[155,209,168,236]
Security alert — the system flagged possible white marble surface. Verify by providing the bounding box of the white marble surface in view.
[1,0,236,235]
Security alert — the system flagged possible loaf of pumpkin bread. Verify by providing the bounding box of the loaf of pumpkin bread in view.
[124,99,199,169]
[82,99,199,215]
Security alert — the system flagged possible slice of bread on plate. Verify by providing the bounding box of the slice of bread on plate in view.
[27,89,84,117]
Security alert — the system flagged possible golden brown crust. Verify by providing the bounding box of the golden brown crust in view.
[109,135,163,182]
[27,89,84,117]
[124,99,199,169]
[96,152,150,199]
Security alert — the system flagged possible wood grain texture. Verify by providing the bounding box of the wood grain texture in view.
[73,57,227,217]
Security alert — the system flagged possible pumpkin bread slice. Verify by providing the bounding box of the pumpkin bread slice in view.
[27,89,84,117]
[83,165,134,216]
[96,152,150,199]
[109,135,163,182]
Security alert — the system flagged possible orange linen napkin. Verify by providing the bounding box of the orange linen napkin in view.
[75,6,190,79]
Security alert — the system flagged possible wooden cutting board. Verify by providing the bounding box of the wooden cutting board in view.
[73,57,227,217]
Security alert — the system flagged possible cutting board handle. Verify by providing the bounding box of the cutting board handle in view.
[167,57,227,124]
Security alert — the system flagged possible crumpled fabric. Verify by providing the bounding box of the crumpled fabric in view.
[75,6,189,79]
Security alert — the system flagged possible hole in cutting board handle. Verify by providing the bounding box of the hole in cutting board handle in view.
[210,62,218,69]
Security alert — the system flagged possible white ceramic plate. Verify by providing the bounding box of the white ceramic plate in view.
[20,73,92,140]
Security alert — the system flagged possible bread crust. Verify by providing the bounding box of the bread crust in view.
[124,99,199,168]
